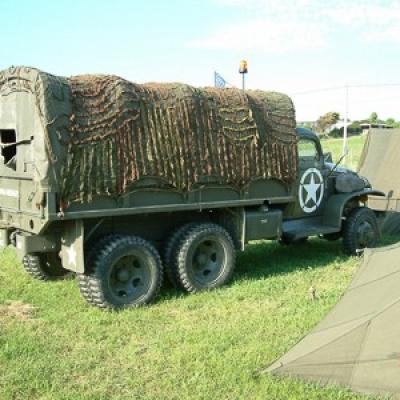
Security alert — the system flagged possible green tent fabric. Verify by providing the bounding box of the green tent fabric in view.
[358,129,400,212]
[358,129,400,234]
[266,243,400,399]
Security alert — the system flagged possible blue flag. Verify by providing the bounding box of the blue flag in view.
[214,71,227,88]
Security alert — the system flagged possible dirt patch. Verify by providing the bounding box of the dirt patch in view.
[0,300,36,321]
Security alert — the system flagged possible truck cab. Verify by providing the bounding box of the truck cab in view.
[281,128,384,246]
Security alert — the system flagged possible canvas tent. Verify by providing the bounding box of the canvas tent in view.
[266,243,400,399]
[358,128,400,233]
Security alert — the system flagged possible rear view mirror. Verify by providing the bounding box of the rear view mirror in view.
[324,152,333,163]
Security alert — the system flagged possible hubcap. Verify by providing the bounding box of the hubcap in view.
[109,254,151,302]
[189,237,225,285]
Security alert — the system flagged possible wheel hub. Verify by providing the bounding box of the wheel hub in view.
[190,237,225,285]
[109,255,150,301]
[117,269,131,282]
[357,221,374,246]
[196,253,208,265]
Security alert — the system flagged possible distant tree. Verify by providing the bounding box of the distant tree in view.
[370,112,378,123]
[391,120,400,128]
[315,111,340,133]
[386,118,396,126]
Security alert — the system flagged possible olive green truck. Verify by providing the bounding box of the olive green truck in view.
[0,66,384,309]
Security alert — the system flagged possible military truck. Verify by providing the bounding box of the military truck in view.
[0,66,384,309]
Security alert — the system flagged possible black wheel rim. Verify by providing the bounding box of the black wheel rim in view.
[108,252,152,303]
[356,220,375,248]
[188,235,226,286]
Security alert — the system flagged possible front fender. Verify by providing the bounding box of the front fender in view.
[322,189,385,229]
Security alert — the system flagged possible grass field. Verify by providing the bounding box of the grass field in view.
[321,135,366,171]
[0,134,386,400]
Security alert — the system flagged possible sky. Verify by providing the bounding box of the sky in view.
[2,0,400,121]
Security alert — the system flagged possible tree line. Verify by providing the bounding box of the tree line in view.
[299,112,400,136]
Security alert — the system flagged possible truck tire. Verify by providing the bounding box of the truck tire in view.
[78,235,163,309]
[163,223,196,287]
[343,207,379,256]
[23,253,73,281]
[78,234,123,304]
[173,223,235,293]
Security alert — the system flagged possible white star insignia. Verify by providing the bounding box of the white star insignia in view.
[299,168,325,213]
[303,173,321,205]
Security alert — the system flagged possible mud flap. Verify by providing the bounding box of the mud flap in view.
[61,220,84,273]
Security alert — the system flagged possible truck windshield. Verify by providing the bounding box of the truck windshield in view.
[298,138,319,161]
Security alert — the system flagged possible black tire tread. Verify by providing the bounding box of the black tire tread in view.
[78,234,123,303]
[78,235,163,309]
[23,253,71,281]
[174,223,235,293]
[343,207,379,256]
[163,223,197,286]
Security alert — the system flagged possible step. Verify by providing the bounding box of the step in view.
[282,218,339,240]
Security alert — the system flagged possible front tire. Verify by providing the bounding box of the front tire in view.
[173,223,235,293]
[78,235,163,309]
[343,207,379,256]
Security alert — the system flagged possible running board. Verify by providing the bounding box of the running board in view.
[282,218,340,241]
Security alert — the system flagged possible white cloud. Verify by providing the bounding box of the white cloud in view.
[216,0,400,21]
[190,20,326,53]
[362,25,400,43]
[214,0,323,18]
[196,0,400,48]
[322,2,400,27]
[324,1,400,44]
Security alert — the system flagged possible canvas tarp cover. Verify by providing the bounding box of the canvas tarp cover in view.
[358,128,400,212]
[266,243,400,399]
[0,67,298,203]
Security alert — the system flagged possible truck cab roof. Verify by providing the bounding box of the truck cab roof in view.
[296,127,318,140]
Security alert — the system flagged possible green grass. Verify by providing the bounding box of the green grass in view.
[0,240,382,400]
[320,135,366,171]
[0,134,384,400]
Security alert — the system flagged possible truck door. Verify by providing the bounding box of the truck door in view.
[292,136,326,218]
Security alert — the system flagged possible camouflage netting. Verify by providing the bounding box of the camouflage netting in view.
[0,67,298,203]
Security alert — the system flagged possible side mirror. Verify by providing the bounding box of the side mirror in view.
[324,152,333,163]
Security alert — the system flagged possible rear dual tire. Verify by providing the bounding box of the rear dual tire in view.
[165,223,236,293]
[78,235,163,309]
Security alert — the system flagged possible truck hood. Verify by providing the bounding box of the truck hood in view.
[325,162,371,192]
[325,162,354,175]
